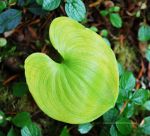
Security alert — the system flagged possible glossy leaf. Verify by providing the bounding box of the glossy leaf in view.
[109,13,122,28]
[0,1,7,12]
[25,17,119,124]
[65,0,86,22]
[0,9,22,34]
[117,63,124,77]
[123,103,134,118]
[120,71,135,95]
[138,24,150,42]
[103,108,119,123]
[143,100,150,111]
[131,89,148,105]
[7,127,16,136]
[21,123,42,136]
[140,116,150,135]
[78,123,93,134]
[60,126,70,136]
[42,0,61,11]
[116,118,132,135]
[12,112,32,127]
[110,125,118,136]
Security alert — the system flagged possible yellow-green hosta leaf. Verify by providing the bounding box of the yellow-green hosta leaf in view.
[25,17,119,124]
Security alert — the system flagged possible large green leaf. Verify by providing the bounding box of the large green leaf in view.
[25,17,119,124]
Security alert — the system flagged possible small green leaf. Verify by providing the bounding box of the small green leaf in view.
[140,116,150,135]
[145,46,150,62]
[65,0,86,22]
[118,63,124,77]
[78,123,93,134]
[110,125,118,136]
[7,127,16,136]
[0,111,6,125]
[0,9,22,34]
[123,103,134,118]
[131,89,148,105]
[60,126,70,136]
[108,6,120,12]
[136,10,141,18]
[138,24,150,42]
[42,0,61,11]
[100,10,109,16]
[12,82,28,97]
[116,118,132,135]
[21,123,42,136]
[0,1,7,12]
[36,0,43,5]
[89,26,98,32]
[12,112,32,127]
[100,29,108,37]
[118,71,136,102]
[0,38,7,47]
[109,13,122,28]
[103,108,119,123]
[120,71,136,91]
[143,100,150,111]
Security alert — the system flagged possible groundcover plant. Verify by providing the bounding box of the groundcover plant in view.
[25,17,119,124]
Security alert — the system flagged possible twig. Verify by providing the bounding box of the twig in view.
[3,74,19,86]
[41,45,47,53]
[89,0,102,8]
[120,100,128,114]
[136,60,145,89]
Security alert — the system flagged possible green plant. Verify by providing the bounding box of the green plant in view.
[0,111,42,136]
[100,6,123,28]
[138,23,150,42]
[25,17,119,124]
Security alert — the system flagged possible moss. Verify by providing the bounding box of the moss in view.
[113,41,139,71]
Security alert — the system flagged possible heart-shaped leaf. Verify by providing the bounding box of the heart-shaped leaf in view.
[25,17,119,124]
